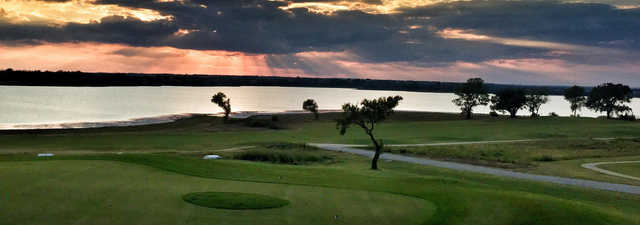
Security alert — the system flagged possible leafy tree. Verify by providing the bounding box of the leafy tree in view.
[302,99,319,120]
[490,89,527,118]
[337,96,403,170]
[452,78,490,119]
[564,85,586,117]
[525,89,549,118]
[211,92,231,120]
[586,83,633,119]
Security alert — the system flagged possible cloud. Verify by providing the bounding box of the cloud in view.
[1,0,639,77]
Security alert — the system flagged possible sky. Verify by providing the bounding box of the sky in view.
[1,0,639,86]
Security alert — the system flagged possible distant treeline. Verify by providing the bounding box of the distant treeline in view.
[1,69,638,97]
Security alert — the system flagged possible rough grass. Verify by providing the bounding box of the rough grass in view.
[600,162,640,178]
[525,156,640,186]
[232,143,334,165]
[380,138,640,168]
[2,113,639,153]
[182,192,290,209]
[2,113,640,224]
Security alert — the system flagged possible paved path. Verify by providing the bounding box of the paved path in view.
[309,143,640,195]
[582,161,640,181]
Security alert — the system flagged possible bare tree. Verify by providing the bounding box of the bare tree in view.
[564,85,586,117]
[337,96,403,170]
[586,83,632,119]
[491,89,527,118]
[303,99,319,120]
[525,89,549,118]
[453,78,490,119]
[211,92,231,120]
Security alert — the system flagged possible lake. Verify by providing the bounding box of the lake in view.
[1,85,639,129]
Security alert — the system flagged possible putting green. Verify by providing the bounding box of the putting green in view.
[0,160,435,225]
[183,192,290,209]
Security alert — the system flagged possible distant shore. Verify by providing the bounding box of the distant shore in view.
[4,69,624,96]
[0,113,196,130]
[0,109,606,132]
[0,110,451,131]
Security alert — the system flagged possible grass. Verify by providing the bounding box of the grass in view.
[0,159,432,225]
[1,112,639,153]
[1,153,639,225]
[182,192,290,209]
[600,162,640,178]
[525,156,640,186]
[379,138,640,168]
[233,149,333,165]
[376,138,640,185]
[231,142,335,165]
[2,112,640,224]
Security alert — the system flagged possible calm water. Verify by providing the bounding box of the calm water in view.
[1,86,639,129]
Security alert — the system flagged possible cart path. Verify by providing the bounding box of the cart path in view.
[309,143,640,195]
[582,161,640,181]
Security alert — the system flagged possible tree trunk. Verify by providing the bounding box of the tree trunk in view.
[367,132,381,170]
[509,109,517,118]
[465,108,472,120]
[607,110,612,119]
[224,111,230,120]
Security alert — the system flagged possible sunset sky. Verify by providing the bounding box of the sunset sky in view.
[1,0,639,86]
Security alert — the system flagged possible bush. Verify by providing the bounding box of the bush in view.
[489,111,499,117]
[618,114,636,121]
[534,155,555,162]
[244,119,282,129]
[233,148,333,165]
[548,112,559,117]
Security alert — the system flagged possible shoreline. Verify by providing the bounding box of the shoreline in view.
[0,113,197,130]
[0,110,449,131]
[0,109,615,131]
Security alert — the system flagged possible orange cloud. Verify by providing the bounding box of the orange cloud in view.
[280,0,461,15]
[1,42,638,86]
[0,42,304,76]
[0,0,170,24]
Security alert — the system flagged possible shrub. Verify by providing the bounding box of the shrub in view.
[244,119,282,129]
[618,113,636,121]
[233,148,333,165]
[534,155,555,162]
[489,111,499,117]
[548,112,559,117]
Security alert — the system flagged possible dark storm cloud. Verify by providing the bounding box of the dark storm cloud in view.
[0,16,178,46]
[402,1,640,50]
[1,0,639,65]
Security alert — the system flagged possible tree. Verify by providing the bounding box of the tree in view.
[586,83,633,119]
[302,99,319,120]
[452,78,490,119]
[564,85,586,117]
[211,92,231,120]
[337,96,403,170]
[524,89,549,118]
[491,89,527,118]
